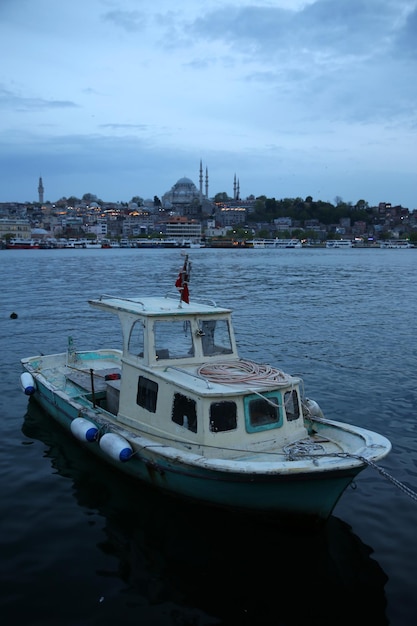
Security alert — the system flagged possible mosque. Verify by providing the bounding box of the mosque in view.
[36,161,241,213]
[161,160,240,216]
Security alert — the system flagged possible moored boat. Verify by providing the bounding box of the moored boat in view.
[378,240,414,249]
[20,255,391,524]
[6,238,39,249]
[180,239,203,248]
[62,238,88,248]
[325,239,353,248]
[252,238,302,248]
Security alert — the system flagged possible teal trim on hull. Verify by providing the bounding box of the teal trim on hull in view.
[32,384,361,523]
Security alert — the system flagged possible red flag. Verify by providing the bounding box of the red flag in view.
[182,283,189,304]
[175,255,190,303]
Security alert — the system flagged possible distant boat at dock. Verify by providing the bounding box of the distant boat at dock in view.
[378,240,414,249]
[251,238,302,248]
[6,238,39,249]
[325,240,353,249]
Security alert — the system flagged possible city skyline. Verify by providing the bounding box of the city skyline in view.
[19,173,413,210]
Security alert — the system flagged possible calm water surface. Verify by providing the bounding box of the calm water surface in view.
[1,247,416,625]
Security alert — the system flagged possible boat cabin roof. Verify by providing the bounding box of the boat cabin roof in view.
[88,294,231,318]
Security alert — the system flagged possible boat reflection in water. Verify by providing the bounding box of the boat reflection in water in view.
[22,401,389,626]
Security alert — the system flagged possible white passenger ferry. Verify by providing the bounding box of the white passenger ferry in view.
[252,238,302,249]
[325,240,353,249]
[378,240,414,249]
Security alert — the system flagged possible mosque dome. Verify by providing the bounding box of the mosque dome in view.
[32,228,48,235]
[162,175,201,208]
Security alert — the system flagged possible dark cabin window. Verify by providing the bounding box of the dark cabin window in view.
[137,376,158,413]
[284,390,300,422]
[172,393,197,433]
[209,401,237,432]
[248,396,280,427]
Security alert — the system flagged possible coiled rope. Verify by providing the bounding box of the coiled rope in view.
[197,359,292,386]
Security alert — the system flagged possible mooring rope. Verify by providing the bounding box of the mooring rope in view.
[355,455,417,502]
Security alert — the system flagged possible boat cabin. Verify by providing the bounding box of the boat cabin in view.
[88,294,308,457]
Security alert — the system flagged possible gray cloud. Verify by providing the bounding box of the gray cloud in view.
[102,10,147,32]
[99,123,149,131]
[393,5,417,57]
[185,1,417,126]
[189,1,415,59]
[0,85,78,111]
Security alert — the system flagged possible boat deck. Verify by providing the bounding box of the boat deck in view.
[66,367,121,393]
[234,434,345,461]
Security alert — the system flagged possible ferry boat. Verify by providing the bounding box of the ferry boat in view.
[6,238,39,249]
[378,240,414,249]
[63,238,88,248]
[325,240,353,249]
[133,238,180,248]
[252,238,302,249]
[180,239,203,248]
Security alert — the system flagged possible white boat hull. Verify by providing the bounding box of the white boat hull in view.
[21,349,390,524]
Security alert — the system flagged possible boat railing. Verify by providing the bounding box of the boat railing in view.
[164,292,218,307]
[97,294,147,307]
[96,293,219,308]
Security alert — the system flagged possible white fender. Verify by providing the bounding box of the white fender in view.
[99,432,133,462]
[20,372,36,396]
[304,398,324,418]
[70,417,98,442]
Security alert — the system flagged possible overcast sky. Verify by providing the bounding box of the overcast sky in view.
[1,0,416,208]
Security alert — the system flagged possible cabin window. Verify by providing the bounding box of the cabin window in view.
[209,401,237,432]
[154,320,194,359]
[137,376,158,413]
[172,393,197,433]
[129,320,144,357]
[199,319,233,356]
[284,390,300,422]
[244,393,282,432]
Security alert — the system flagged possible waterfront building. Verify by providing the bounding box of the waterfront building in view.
[0,218,31,240]
[122,213,155,237]
[164,217,202,243]
[217,206,247,227]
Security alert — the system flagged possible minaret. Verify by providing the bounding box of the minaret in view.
[236,178,240,201]
[205,167,209,198]
[233,174,237,201]
[199,160,203,200]
[38,176,44,204]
